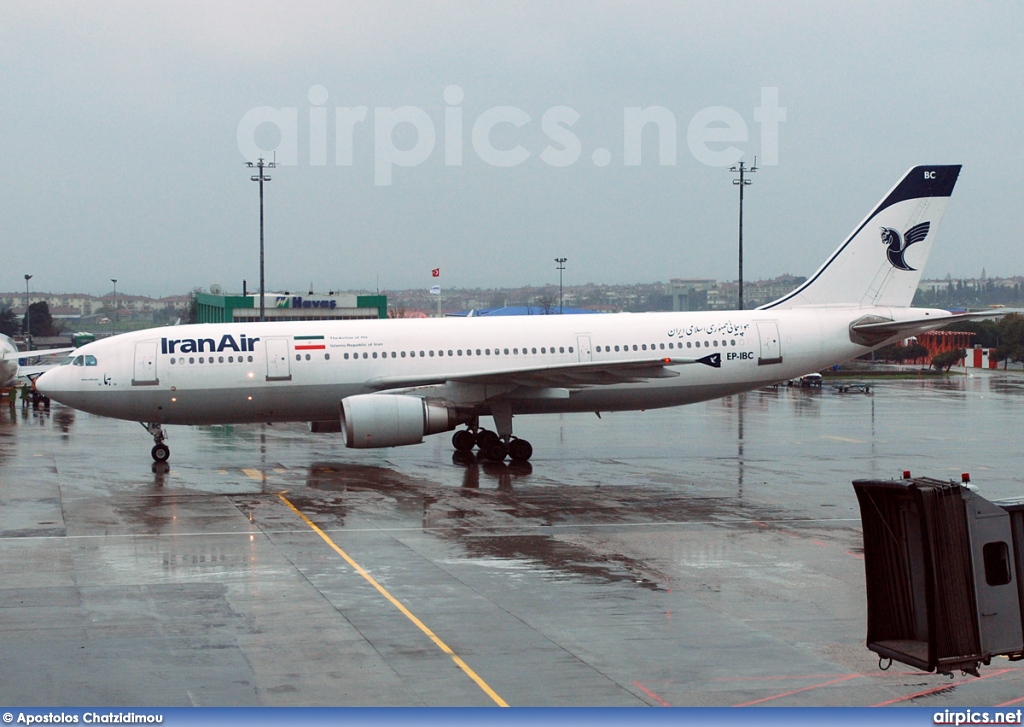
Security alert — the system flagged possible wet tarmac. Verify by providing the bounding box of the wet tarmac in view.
[1,370,1023,707]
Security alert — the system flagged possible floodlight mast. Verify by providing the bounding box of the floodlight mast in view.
[730,159,756,310]
[555,258,567,314]
[24,274,32,350]
[247,157,276,322]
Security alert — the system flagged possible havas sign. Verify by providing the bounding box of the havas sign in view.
[161,334,260,354]
[274,296,338,309]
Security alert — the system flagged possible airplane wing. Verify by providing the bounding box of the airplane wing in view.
[13,348,77,381]
[365,355,716,392]
[18,347,76,363]
[17,363,64,379]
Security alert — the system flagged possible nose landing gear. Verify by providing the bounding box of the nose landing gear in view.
[142,422,170,462]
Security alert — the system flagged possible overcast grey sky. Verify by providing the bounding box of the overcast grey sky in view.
[3,1,1022,298]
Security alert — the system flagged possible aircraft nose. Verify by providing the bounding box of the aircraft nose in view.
[35,367,60,396]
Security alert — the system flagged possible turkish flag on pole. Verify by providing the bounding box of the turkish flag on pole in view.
[431,268,440,277]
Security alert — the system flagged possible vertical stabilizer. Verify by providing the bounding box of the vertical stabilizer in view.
[761,165,961,310]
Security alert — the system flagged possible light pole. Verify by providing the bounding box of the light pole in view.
[111,278,118,331]
[247,157,276,322]
[729,159,756,310]
[555,257,567,314]
[23,274,32,350]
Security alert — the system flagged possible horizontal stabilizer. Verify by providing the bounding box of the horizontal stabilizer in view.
[849,311,1005,346]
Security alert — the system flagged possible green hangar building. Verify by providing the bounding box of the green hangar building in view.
[195,293,388,323]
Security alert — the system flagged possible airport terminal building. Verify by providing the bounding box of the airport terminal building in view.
[195,292,388,323]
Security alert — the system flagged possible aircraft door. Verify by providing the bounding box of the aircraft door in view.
[755,321,783,366]
[132,342,159,386]
[265,338,292,381]
[576,335,592,362]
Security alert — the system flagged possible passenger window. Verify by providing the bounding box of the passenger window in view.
[559,347,564,353]
[189,357,195,363]
[513,348,518,355]
[569,347,573,353]
[345,353,350,360]
[305,354,311,360]
[475,349,481,355]
[296,354,301,361]
[325,354,330,360]
[504,348,509,355]
[429,350,434,357]
[532,347,537,354]
[448,350,453,356]
[373,352,378,359]
[642,344,647,350]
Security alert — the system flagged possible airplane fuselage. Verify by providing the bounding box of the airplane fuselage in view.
[38,305,946,426]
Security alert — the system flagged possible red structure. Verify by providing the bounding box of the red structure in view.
[917,330,974,358]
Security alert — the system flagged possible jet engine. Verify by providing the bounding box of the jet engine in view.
[340,394,460,448]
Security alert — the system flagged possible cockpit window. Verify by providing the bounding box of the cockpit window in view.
[61,356,74,366]
[85,355,98,366]
[72,356,85,366]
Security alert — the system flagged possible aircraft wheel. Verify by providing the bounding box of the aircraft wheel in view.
[476,430,500,451]
[482,439,508,462]
[452,429,476,451]
[508,438,533,462]
[151,443,170,462]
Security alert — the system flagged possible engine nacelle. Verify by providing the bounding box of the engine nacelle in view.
[340,394,458,448]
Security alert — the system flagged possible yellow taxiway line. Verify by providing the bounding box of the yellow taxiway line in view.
[276,491,509,707]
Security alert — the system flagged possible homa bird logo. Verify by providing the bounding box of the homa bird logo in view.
[880,221,930,271]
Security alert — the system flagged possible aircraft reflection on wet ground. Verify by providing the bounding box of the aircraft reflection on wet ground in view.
[3,370,1024,706]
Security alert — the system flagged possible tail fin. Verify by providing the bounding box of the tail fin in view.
[761,165,961,310]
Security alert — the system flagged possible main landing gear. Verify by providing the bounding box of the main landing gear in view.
[451,405,533,462]
[142,422,170,462]
[452,428,533,462]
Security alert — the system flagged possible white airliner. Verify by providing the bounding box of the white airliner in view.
[40,165,974,464]
[0,333,74,388]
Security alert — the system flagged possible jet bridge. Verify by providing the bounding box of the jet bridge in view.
[852,475,1024,676]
